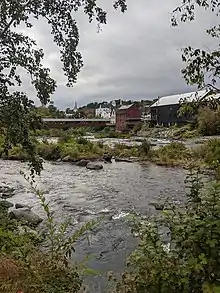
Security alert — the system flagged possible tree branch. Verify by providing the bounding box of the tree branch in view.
[0,0,32,38]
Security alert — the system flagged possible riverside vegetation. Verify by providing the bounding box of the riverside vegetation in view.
[1,141,220,292]
[1,0,220,291]
[1,129,220,170]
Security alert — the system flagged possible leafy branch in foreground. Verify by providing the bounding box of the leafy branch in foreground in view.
[115,168,220,293]
[172,0,220,89]
[0,0,127,174]
[0,171,101,293]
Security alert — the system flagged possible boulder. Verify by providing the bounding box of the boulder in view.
[15,203,32,210]
[115,157,133,163]
[0,200,13,209]
[86,162,103,170]
[62,155,73,162]
[9,208,43,227]
[0,186,15,198]
[103,154,112,163]
[149,203,164,211]
[76,159,90,167]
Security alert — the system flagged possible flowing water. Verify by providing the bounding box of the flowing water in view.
[0,159,186,292]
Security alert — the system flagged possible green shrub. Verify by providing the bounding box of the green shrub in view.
[132,122,142,134]
[66,127,86,137]
[139,139,151,156]
[58,132,70,144]
[151,142,190,166]
[37,143,60,160]
[60,145,80,159]
[197,107,220,136]
[7,146,29,161]
[75,137,91,145]
[195,139,220,171]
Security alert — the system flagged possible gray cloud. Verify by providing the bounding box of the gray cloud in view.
[21,0,219,109]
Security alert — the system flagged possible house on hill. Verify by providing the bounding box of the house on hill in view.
[150,90,215,126]
[95,105,116,124]
[116,104,141,132]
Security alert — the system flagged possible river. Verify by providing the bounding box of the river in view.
[0,159,186,292]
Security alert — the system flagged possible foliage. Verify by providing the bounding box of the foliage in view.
[195,139,220,177]
[95,130,131,139]
[58,136,103,160]
[132,123,143,134]
[36,101,65,118]
[0,0,127,174]
[138,139,151,156]
[6,146,29,161]
[36,143,60,161]
[172,1,220,89]
[197,107,220,136]
[113,144,139,158]
[115,168,220,293]
[150,142,191,166]
[0,173,101,293]
[171,124,198,139]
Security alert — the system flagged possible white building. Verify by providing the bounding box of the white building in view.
[95,105,116,124]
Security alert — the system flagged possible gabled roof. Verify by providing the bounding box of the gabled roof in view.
[118,104,133,110]
[150,90,208,107]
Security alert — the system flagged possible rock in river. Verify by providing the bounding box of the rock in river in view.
[0,200,13,209]
[103,154,112,163]
[0,185,15,198]
[62,155,73,162]
[149,203,165,211]
[9,208,43,227]
[86,162,103,170]
[15,203,32,210]
[76,159,90,167]
[115,157,133,163]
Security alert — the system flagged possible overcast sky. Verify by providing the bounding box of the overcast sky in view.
[21,0,218,109]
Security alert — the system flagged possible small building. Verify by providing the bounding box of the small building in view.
[95,105,116,124]
[95,105,111,119]
[150,90,210,126]
[116,104,141,132]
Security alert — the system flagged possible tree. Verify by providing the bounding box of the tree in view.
[171,0,220,90]
[0,0,127,173]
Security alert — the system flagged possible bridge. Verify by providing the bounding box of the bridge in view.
[42,118,113,129]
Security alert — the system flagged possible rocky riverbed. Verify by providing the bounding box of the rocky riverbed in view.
[0,159,186,292]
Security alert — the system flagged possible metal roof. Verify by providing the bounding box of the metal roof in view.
[42,118,110,122]
[118,104,133,110]
[150,90,208,107]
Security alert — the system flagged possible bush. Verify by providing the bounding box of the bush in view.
[139,139,151,156]
[132,122,142,134]
[115,169,220,293]
[37,143,60,160]
[7,146,29,161]
[75,137,91,145]
[195,139,220,173]
[197,107,220,136]
[66,127,87,137]
[151,142,190,166]
[60,145,80,160]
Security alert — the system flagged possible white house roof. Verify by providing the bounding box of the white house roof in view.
[118,104,133,110]
[150,90,208,107]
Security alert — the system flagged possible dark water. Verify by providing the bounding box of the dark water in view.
[0,159,186,291]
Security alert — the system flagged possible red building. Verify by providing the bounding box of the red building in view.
[116,104,141,132]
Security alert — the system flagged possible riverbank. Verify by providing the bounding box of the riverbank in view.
[1,135,220,172]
